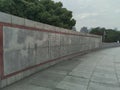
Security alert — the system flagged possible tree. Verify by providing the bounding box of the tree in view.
[90,27,120,42]
[80,27,89,33]
[0,0,76,29]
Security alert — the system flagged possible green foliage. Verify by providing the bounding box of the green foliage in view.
[90,27,120,42]
[0,0,76,29]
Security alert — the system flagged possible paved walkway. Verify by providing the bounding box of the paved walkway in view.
[2,47,120,90]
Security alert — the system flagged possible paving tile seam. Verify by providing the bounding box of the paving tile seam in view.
[52,60,83,89]
[27,70,69,89]
[29,84,54,90]
[98,52,115,57]
[113,55,120,87]
[29,83,44,87]
[30,82,65,90]
[53,59,87,90]
[86,56,103,90]
[90,80,120,88]
[67,74,89,80]
[65,60,83,76]
[90,55,120,88]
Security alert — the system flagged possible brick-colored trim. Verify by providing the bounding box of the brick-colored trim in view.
[0,25,3,79]
[0,22,100,38]
[2,50,87,79]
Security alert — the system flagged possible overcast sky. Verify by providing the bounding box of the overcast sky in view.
[53,0,120,31]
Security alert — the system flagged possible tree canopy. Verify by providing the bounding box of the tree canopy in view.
[80,27,89,33]
[0,0,76,29]
[90,27,120,42]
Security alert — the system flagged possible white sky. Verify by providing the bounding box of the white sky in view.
[53,0,120,31]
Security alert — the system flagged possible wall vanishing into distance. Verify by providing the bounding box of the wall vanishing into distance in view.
[0,12,102,88]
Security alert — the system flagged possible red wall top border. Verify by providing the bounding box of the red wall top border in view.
[0,25,3,79]
[0,22,101,38]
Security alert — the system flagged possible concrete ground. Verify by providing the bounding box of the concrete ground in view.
[2,47,120,90]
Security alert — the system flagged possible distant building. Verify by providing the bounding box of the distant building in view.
[80,27,89,33]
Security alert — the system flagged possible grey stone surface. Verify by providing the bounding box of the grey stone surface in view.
[11,15,25,25]
[0,12,11,23]
[0,11,102,88]
[2,25,101,79]
[1,47,120,90]
[3,26,49,75]
[56,76,88,90]
[24,19,36,27]
[88,82,120,90]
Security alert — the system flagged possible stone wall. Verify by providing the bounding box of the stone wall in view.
[0,12,102,88]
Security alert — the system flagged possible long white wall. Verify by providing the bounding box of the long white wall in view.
[0,12,102,88]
